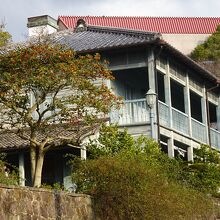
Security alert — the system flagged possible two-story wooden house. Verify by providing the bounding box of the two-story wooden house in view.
[0,15,219,188]
[51,18,220,160]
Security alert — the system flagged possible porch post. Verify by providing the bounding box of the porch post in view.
[201,86,209,144]
[187,141,194,162]
[149,108,155,139]
[80,145,87,160]
[148,49,156,91]
[164,59,175,157]
[167,131,174,158]
[185,74,194,161]
[19,152,25,186]
[148,48,157,140]
[185,73,192,137]
[164,59,172,128]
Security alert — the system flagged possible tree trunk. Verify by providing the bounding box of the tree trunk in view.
[33,151,45,187]
[30,146,36,185]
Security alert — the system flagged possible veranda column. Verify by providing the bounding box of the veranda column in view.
[185,74,193,161]
[19,152,25,186]
[187,141,194,162]
[147,49,157,140]
[80,145,87,160]
[185,74,192,137]
[201,86,209,145]
[168,131,175,158]
[164,59,174,157]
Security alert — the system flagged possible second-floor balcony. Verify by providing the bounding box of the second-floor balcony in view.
[110,99,220,149]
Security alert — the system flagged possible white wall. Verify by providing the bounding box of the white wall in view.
[28,25,57,37]
[162,34,210,55]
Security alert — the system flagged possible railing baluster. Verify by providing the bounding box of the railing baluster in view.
[172,108,189,135]
[191,118,207,143]
[110,98,149,125]
[158,101,169,127]
[210,128,220,149]
[110,99,220,150]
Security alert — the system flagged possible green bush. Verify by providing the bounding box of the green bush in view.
[0,154,18,185]
[72,149,216,219]
[187,145,220,195]
[191,25,220,61]
[87,125,135,159]
[70,125,220,219]
[41,182,64,191]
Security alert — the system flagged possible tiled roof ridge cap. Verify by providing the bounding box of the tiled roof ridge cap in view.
[75,21,162,40]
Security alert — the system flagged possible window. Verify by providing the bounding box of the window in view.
[171,79,185,112]
[209,102,217,129]
[190,91,202,122]
[157,72,165,103]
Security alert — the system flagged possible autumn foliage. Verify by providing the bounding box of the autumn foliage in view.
[0,41,119,187]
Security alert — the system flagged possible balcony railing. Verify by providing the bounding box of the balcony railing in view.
[158,101,169,127]
[191,118,207,143]
[110,99,149,125]
[172,108,189,135]
[159,101,190,135]
[210,128,220,149]
[110,98,220,149]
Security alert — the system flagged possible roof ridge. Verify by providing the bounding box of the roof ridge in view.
[85,24,162,40]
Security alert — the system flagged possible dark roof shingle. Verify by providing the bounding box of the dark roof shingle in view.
[0,123,99,151]
[53,25,161,53]
[52,23,218,82]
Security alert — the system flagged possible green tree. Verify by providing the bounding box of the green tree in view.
[191,25,220,61]
[0,40,119,187]
[191,25,220,76]
[0,23,11,47]
[71,127,219,219]
[87,125,135,158]
[186,145,220,194]
[86,125,220,195]
[72,143,216,219]
[0,154,18,185]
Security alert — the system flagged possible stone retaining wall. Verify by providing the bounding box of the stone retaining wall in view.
[0,184,95,220]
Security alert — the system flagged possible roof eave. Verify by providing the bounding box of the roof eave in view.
[77,39,218,84]
[75,40,158,54]
[156,40,218,83]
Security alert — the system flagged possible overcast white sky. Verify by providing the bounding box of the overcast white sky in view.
[1,0,220,42]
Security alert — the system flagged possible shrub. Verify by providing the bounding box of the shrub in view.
[0,154,18,185]
[71,125,220,219]
[187,145,220,195]
[72,150,216,219]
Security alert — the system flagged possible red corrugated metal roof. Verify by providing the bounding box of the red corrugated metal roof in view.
[58,16,220,34]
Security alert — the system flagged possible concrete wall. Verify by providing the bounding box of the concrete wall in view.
[28,25,57,37]
[162,34,210,55]
[0,184,95,220]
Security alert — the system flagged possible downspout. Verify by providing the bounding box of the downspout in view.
[205,82,220,146]
[153,44,164,144]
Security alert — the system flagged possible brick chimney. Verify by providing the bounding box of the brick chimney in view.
[27,15,58,37]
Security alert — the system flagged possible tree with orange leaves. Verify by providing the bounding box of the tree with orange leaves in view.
[0,41,119,187]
